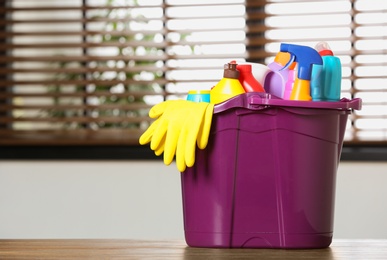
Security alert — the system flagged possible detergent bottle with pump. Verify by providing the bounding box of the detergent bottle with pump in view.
[264,52,296,99]
[311,42,342,101]
[210,61,246,104]
[280,43,323,101]
[236,64,265,93]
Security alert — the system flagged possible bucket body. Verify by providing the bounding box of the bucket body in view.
[181,93,361,249]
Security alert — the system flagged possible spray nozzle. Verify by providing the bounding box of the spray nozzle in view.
[280,43,323,81]
[280,54,296,71]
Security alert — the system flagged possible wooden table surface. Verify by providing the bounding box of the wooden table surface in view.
[0,239,386,259]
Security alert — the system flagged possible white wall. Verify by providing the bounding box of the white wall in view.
[0,161,386,239]
[0,161,183,239]
[335,162,387,238]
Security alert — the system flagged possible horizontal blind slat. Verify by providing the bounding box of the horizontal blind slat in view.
[0,116,152,123]
[0,129,145,146]
[0,103,152,111]
[0,5,164,12]
[0,54,249,62]
[0,91,168,98]
[0,40,251,49]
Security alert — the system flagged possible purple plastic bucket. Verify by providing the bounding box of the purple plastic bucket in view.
[181,92,361,249]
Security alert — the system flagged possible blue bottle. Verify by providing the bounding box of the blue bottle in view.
[311,42,342,102]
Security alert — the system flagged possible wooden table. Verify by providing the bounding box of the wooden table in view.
[0,239,386,259]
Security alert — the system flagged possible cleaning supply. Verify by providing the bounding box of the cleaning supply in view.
[210,61,246,104]
[139,100,214,172]
[187,90,211,102]
[236,64,265,93]
[310,63,323,101]
[280,43,323,101]
[246,62,271,88]
[283,64,297,100]
[311,42,342,101]
[264,52,296,98]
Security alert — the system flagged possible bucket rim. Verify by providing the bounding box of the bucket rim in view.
[213,92,362,114]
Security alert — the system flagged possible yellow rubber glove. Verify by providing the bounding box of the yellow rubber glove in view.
[139,100,214,172]
[175,102,214,172]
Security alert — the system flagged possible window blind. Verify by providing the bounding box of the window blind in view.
[0,0,247,147]
[0,0,386,151]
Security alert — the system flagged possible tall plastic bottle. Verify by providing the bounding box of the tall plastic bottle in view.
[311,42,342,101]
[283,64,296,100]
[210,61,246,104]
[236,64,265,93]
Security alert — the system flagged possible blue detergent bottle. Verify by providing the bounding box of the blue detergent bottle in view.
[311,42,342,101]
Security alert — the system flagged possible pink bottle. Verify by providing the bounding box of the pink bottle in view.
[283,65,296,100]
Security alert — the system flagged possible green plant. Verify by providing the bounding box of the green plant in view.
[44,0,165,130]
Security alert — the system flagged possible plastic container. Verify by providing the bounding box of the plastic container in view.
[311,42,342,102]
[187,90,211,103]
[181,92,361,249]
[236,64,265,93]
[210,62,245,104]
[264,52,296,98]
[246,62,271,88]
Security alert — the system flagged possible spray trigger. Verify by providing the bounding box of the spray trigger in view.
[279,54,296,71]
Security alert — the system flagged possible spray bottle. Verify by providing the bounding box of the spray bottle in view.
[210,61,246,104]
[311,42,342,101]
[236,64,265,93]
[280,43,323,101]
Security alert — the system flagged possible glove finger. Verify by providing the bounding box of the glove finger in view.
[150,118,168,150]
[163,121,181,166]
[185,129,199,168]
[197,103,214,149]
[176,127,188,172]
[154,135,165,156]
[138,119,160,145]
[148,101,169,119]
[184,104,208,167]
[151,100,191,118]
